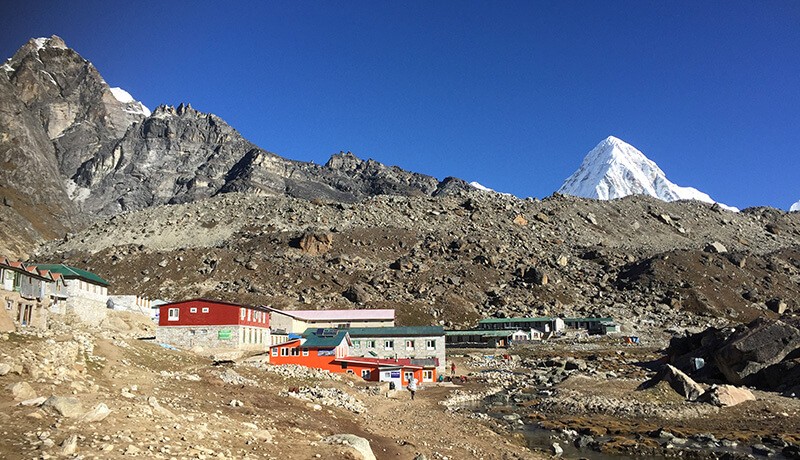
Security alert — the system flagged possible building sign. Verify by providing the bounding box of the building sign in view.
[218,329,232,340]
[390,371,401,378]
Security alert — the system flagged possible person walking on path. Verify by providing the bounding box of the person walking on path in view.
[407,376,418,400]
[450,362,456,377]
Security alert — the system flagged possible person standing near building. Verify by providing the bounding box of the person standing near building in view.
[407,376,417,400]
[450,362,456,377]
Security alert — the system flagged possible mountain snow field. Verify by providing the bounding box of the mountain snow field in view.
[559,136,738,212]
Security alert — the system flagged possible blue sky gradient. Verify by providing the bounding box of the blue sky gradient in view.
[2,1,799,209]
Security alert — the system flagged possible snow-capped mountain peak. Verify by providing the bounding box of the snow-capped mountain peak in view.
[558,136,738,211]
[109,86,151,117]
[791,200,800,212]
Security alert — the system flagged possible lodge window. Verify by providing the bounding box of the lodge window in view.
[384,340,394,350]
[168,308,179,321]
[352,340,360,348]
[5,300,12,310]
[240,308,245,320]
[271,348,278,357]
[366,340,375,348]
[361,370,371,379]
[422,370,433,382]
[280,347,289,356]
[302,348,309,356]
[202,307,209,313]
[405,340,415,350]
[190,308,197,313]
[341,363,348,369]
[426,340,436,350]
[290,348,299,356]
[403,371,413,382]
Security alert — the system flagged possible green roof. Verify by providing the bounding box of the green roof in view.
[563,317,614,322]
[302,330,350,348]
[446,330,518,337]
[345,326,444,337]
[33,264,109,286]
[478,317,556,324]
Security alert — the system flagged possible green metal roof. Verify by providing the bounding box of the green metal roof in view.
[478,317,556,324]
[345,326,445,337]
[33,264,109,286]
[446,330,517,337]
[478,316,615,324]
[563,317,614,322]
[302,330,350,348]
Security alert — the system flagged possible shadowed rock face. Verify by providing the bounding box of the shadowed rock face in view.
[0,37,470,255]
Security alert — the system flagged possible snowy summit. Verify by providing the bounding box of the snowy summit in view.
[791,200,800,212]
[109,87,151,117]
[558,136,737,211]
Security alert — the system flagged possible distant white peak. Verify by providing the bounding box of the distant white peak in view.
[109,87,151,117]
[2,61,13,73]
[791,200,800,212]
[470,181,494,192]
[469,181,513,197]
[559,136,738,212]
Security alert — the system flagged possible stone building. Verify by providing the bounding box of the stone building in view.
[33,264,110,326]
[156,299,271,352]
[344,326,446,375]
[0,258,60,331]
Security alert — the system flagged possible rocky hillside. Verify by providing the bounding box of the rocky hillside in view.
[0,36,470,257]
[36,190,800,336]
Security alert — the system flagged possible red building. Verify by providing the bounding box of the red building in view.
[269,329,436,387]
[156,299,270,351]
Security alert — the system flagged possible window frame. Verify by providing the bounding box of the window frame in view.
[167,308,180,321]
[202,307,209,313]
[190,307,197,313]
[384,340,394,351]
[426,339,436,350]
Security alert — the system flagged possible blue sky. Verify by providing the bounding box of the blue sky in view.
[3,1,799,209]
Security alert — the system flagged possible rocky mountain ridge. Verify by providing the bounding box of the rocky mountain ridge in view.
[0,36,471,257]
[37,190,800,336]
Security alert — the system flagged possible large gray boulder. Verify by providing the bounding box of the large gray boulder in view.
[323,434,376,460]
[698,384,755,407]
[42,396,84,418]
[638,364,705,401]
[713,318,800,386]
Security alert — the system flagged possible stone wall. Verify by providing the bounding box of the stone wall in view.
[156,325,270,351]
[60,283,109,326]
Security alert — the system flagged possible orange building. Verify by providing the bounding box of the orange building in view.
[269,329,436,388]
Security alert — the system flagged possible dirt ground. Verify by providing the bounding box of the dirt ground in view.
[0,325,543,460]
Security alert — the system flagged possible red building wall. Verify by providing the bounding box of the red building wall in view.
[158,299,270,328]
[269,340,348,372]
[269,340,431,385]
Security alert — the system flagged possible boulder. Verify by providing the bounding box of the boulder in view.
[699,385,755,407]
[638,364,705,401]
[513,214,528,226]
[713,318,800,386]
[8,381,37,401]
[704,242,728,254]
[42,396,84,418]
[60,434,78,456]
[0,363,11,376]
[81,403,111,422]
[324,434,376,460]
[297,231,333,255]
[766,298,788,315]
[343,284,371,304]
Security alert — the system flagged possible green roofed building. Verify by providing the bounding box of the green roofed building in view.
[30,263,110,325]
[308,325,447,374]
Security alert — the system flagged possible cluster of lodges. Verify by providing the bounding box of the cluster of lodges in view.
[0,257,113,331]
[445,316,621,348]
[155,300,446,389]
